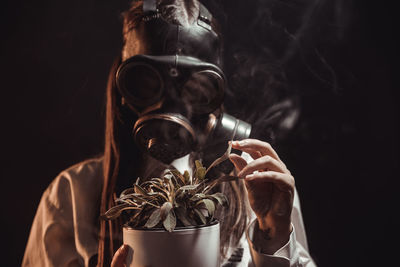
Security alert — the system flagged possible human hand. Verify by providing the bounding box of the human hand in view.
[111,244,129,267]
[229,139,294,253]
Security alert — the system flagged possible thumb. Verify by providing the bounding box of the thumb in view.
[111,244,129,267]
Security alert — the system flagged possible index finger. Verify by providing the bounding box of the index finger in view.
[231,139,281,162]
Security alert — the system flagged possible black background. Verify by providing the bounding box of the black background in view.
[2,0,398,266]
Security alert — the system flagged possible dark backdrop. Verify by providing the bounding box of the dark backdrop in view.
[2,0,398,266]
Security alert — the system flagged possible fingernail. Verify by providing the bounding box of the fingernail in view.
[238,140,247,146]
[245,174,254,179]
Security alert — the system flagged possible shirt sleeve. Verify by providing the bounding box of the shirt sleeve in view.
[22,176,83,267]
[22,159,102,267]
[245,190,316,267]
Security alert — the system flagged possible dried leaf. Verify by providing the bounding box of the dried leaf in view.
[101,204,140,220]
[118,193,146,201]
[116,198,141,206]
[163,210,176,232]
[168,178,175,198]
[163,173,173,180]
[147,191,169,202]
[104,145,233,228]
[205,141,232,176]
[151,178,164,184]
[160,202,173,221]
[168,169,184,184]
[120,187,136,197]
[133,184,147,195]
[144,208,161,228]
[149,183,170,196]
[141,180,161,188]
[118,193,160,208]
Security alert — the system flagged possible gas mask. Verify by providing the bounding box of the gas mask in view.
[116,0,251,173]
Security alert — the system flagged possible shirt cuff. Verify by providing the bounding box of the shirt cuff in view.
[246,219,298,266]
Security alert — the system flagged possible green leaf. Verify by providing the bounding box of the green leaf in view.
[176,184,199,198]
[175,206,195,227]
[163,210,176,232]
[144,208,162,228]
[183,170,190,184]
[190,193,206,202]
[195,160,203,170]
[209,192,229,207]
[160,202,173,221]
[178,184,200,191]
[132,205,153,227]
[194,208,207,225]
[196,199,215,216]
[195,167,206,181]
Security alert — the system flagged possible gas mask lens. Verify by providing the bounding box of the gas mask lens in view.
[181,70,224,114]
[116,55,225,114]
[116,62,163,107]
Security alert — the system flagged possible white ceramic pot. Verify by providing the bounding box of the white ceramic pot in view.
[123,221,220,267]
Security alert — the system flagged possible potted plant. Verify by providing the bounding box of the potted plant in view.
[102,144,236,267]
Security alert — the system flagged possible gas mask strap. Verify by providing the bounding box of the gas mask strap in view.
[199,4,212,23]
[143,0,157,14]
[198,4,212,30]
[230,118,240,142]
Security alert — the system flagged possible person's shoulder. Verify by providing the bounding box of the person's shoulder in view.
[59,157,103,181]
[43,157,104,210]
[57,156,104,191]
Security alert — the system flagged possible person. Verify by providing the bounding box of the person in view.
[23,0,316,266]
